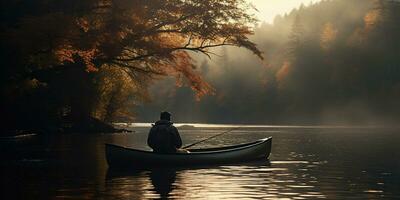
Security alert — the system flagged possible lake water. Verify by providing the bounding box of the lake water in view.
[1,125,400,199]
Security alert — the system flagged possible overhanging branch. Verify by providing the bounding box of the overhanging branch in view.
[114,38,235,62]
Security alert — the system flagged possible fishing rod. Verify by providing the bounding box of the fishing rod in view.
[183,126,241,149]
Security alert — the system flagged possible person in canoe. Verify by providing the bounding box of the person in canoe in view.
[147,111,189,154]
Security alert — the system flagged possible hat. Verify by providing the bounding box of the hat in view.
[160,111,171,121]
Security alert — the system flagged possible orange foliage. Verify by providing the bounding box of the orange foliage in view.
[364,10,381,32]
[320,22,338,51]
[171,51,215,100]
[55,45,99,72]
[7,0,261,102]
[276,61,291,88]
[76,18,90,33]
[347,8,382,46]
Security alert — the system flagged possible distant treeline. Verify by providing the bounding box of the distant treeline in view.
[137,0,400,125]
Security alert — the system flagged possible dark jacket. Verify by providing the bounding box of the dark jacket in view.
[147,120,182,153]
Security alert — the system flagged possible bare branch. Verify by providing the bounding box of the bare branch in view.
[109,60,165,75]
[114,40,235,62]
[185,33,194,47]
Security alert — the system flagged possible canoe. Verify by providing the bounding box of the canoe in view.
[105,137,272,168]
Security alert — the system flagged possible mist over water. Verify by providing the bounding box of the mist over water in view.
[135,0,400,126]
[1,126,399,199]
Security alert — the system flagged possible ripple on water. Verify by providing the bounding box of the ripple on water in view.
[5,127,399,200]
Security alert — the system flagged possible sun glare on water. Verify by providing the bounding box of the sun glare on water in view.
[116,123,379,129]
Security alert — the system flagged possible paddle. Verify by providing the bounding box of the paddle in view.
[182,126,241,149]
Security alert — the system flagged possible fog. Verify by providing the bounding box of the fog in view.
[248,0,322,23]
[135,0,400,125]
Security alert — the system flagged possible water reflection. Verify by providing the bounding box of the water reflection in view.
[105,170,149,199]
[106,168,179,199]
[105,161,328,199]
[2,127,400,199]
[149,169,177,199]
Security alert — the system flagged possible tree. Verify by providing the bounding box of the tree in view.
[287,14,305,57]
[320,22,338,51]
[1,0,263,131]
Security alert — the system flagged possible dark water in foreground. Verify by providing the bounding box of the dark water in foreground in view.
[1,125,400,199]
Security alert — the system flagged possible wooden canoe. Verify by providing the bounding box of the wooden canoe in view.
[105,137,272,168]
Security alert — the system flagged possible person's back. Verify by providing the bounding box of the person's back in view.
[147,112,182,153]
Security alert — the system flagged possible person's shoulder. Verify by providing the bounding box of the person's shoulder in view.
[150,123,159,130]
[170,124,179,131]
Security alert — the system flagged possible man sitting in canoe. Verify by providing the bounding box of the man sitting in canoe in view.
[147,112,189,154]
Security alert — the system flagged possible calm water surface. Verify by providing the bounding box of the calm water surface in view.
[1,125,399,199]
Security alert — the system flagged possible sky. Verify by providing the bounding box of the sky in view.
[248,0,321,23]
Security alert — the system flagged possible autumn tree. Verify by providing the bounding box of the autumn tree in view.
[110,0,400,125]
[1,0,262,132]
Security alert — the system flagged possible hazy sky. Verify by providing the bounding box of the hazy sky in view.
[248,0,321,23]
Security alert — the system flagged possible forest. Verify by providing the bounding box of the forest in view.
[1,0,399,135]
[136,0,400,125]
[0,0,261,134]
